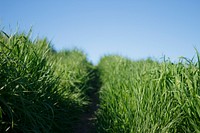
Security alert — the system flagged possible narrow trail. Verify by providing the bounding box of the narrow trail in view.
[74,68,100,133]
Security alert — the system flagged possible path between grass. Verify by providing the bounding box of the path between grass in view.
[74,89,99,133]
[74,68,100,133]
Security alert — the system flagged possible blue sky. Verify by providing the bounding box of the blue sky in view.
[1,0,200,64]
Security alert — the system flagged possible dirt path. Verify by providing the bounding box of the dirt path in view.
[74,69,100,133]
[74,89,99,133]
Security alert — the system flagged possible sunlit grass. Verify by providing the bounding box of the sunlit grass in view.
[0,30,94,132]
[1,29,200,133]
[96,52,200,132]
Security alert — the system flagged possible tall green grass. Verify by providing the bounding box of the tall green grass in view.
[96,54,200,132]
[0,31,94,132]
[1,29,200,132]
[51,49,96,132]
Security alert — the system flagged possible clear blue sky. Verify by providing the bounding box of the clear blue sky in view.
[1,0,200,64]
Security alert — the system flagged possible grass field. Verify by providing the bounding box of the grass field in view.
[96,54,200,132]
[0,30,200,132]
[0,31,95,132]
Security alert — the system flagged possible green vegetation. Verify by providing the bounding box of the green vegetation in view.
[1,29,200,133]
[96,54,200,132]
[0,31,94,132]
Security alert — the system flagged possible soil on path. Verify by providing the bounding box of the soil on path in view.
[74,90,99,133]
[74,69,100,133]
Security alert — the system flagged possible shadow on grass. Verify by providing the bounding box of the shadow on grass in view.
[74,66,101,133]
